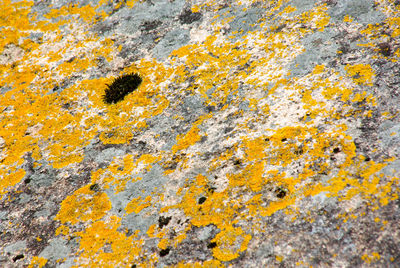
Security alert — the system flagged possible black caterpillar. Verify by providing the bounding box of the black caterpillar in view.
[103,73,142,104]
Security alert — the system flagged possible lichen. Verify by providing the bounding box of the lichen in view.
[1,0,399,266]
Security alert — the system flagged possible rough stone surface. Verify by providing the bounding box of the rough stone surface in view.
[1,0,400,267]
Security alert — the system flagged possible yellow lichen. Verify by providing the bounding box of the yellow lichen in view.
[73,216,145,267]
[345,64,375,86]
[55,184,111,224]
[211,226,251,262]
[1,0,398,266]
[28,256,48,268]
[125,196,152,214]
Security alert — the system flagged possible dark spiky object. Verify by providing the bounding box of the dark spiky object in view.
[103,73,142,104]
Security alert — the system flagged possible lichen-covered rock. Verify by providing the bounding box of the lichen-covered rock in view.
[1,0,400,267]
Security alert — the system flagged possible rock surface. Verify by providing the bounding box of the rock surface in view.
[1,0,400,267]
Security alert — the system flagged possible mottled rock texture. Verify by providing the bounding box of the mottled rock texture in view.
[1,0,400,267]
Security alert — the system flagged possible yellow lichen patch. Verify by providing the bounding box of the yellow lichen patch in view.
[343,15,353,23]
[228,161,266,192]
[172,174,235,228]
[89,153,156,193]
[137,154,160,172]
[28,256,48,268]
[173,259,224,268]
[126,0,144,8]
[55,225,70,236]
[361,252,381,264]
[44,2,106,24]
[191,4,200,13]
[125,196,152,214]
[55,184,111,225]
[299,4,330,32]
[0,168,25,198]
[171,114,211,154]
[0,0,35,53]
[158,238,169,250]
[171,126,202,154]
[73,216,145,267]
[241,136,267,162]
[211,225,251,262]
[345,64,375,86]
[259,197,297,217]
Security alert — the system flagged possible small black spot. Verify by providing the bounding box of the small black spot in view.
[126,229,133,236]
[264,137,270,142]
[295,148,304,155]
[339,44,350,55]
[207,242,217,248]
[24,178,31,184]
[62,102,71,109]
[200,136,208,143]
[224,127,234,134]
[159,247,170,257]
[198,196,207,204]
[66,56,75,63]
[275,24,287,32]
[275,187,287,198]
[378,42,391,57]
[206,105,216,112]
[281,138,287,142]
[164,160,178,171]
[179,8,202,24]
[140,20,161,32]
[137,140,147,150]
[158,216,172,229]
[131,265,137,268]
[233,159,242,166]
[207,186,216,193]
[13,254,24,262]
[333,147,340,154]
[90,183,101,192]
[396,198,400,207]
[103,73,142,104]
[324,0,337,6]
[365,156,371,162]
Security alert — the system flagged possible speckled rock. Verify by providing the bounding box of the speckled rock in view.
[1,0,400,267]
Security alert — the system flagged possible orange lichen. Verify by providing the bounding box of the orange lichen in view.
[28,256,48,268]
[173,259,223,267]
[0,169,25,198]
[361,252,381,264]
[211,225,252,262]
[73,216,145,267]
[125,196,152,214]
[345,64,376,86]
[55,184,111,225]
[1,0,399,266]
[55,225,70,236]
[172,115,211,154]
